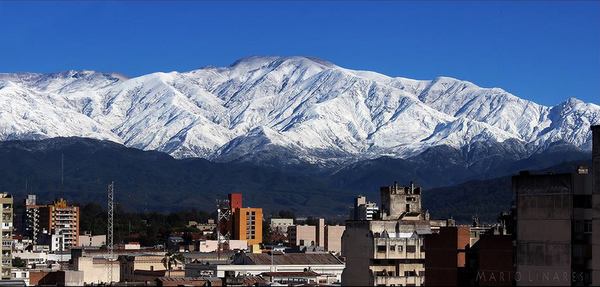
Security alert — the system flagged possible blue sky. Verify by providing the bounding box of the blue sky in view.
[0,1,598,105]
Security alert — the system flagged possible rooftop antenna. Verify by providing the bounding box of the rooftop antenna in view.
[107,182,114,284]
[216,199,231,260]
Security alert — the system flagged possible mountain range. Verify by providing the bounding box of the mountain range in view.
[1,56,598,221]
[1,56,598,165]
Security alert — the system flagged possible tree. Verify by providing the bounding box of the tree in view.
[12,257,26,268]
[277,210,295,219]
[161,252,185,277]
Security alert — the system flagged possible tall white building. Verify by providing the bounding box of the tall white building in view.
[353,195,379,221]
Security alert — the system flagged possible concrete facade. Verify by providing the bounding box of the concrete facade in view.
[288,222,344,254]
[119,254,167,283]
[288,225,317,248]
[325,225,345,254]
[342,182,431,286]
[380,182,422,220]
[233,207,263,246]
[79,233,106,247]
[1,193,13,280]
[26,197,80,249]
[353,195,379,221]
[514,169,592,286]
[74,256,120,284]
[467,234,514,286]
[269,218,294,236]
[593,125,600,285]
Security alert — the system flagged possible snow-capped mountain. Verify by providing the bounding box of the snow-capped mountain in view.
[0,56,598,164]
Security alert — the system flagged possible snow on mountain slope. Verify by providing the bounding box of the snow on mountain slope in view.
[0,56,598,163]
[0,81,121,142]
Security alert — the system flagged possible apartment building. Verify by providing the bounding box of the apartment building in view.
[24,194,41,243]
[1,193,13,280]
[352,195,379,221]
[592,125,600,285]
[424,226,470,286]
[270,218,294,236]
[26,197,80,249]
[342,182,432,286]
[288,219,345,254]
[233,207,263,246]
[514,167,592,286]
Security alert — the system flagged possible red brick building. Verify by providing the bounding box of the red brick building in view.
[424,226,470,286]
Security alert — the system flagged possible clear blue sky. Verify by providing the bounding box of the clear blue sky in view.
[0,1,598,105]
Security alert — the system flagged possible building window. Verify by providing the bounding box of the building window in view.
[377,245,386,253]
[585,220,592,233]
[575,220,584,233]
[574,195,592,209]
[406,245,416,253]
[390,245,396,252]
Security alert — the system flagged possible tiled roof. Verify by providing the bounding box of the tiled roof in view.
[242,253,343,265]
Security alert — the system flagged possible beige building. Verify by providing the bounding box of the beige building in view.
[288,219,345,254]
[270,218,294,236]
[119,254,171,282]
[79,232,106,247]
[342,182,432,286]
[1,193,13,280]
[325,225,345,254]
[196,240,248,252]
[74,256,120,284]
[288,224,317,248]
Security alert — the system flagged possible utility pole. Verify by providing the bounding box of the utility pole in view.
[107,182,114,284]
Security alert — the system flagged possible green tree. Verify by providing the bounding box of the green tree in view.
[12,257,26,268]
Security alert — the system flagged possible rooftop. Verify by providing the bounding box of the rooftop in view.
[236,253,344,265]
[261,271,320,277]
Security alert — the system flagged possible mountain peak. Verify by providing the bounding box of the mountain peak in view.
[230,56,336,69]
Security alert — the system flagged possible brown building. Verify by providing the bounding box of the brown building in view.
[229,193,243,210]
[233,207,263,246]
[26,197,80,248]
[592,125,600,285]
[466,234,514,286]
[29,270,84,286]
[514,167,592,286]
[424,226,470,286]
